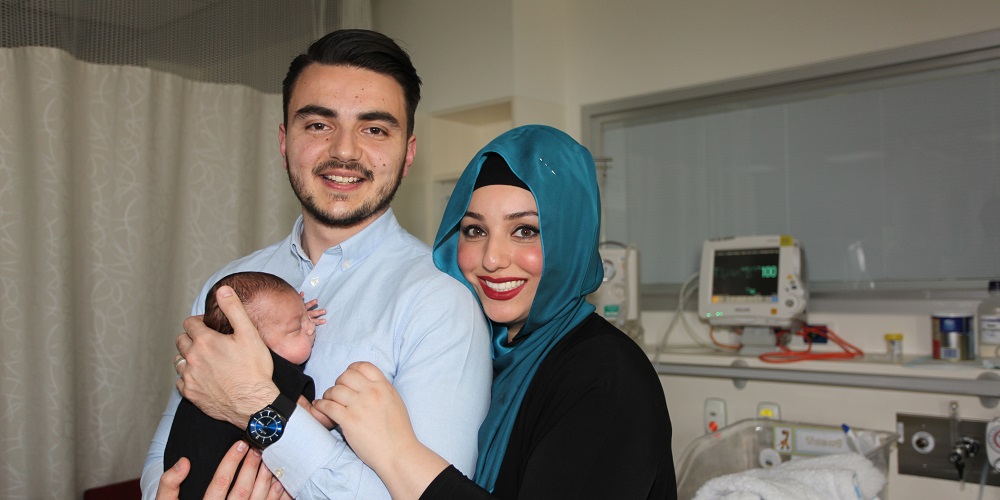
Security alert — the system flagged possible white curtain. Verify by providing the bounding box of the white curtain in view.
[0,46,299,498]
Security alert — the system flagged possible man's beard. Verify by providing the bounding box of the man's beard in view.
[288,159,404,229]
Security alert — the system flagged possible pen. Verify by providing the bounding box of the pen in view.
[842,423,863,454]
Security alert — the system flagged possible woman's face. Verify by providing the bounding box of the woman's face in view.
[457,185,543,341]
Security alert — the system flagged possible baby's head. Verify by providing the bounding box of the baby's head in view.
[204,272,315,365]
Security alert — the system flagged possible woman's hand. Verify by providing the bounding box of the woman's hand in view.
[314,362,413,470]
[156,441,289,500]
[298,394,336,430]
[314,362,448,499]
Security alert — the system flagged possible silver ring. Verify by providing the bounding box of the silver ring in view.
[174,356,186,368]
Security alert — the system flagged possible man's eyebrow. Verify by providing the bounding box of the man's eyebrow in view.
[294,104,335,120]
[359,110,401,129]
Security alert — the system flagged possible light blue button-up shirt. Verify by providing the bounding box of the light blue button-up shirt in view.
[142,209,492,498]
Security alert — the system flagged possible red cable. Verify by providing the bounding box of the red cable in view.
[758,325,864,363]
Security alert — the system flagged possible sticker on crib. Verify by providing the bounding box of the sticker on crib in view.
[773,425,849,455]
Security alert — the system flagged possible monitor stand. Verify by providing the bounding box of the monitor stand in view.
[738,326,783,356]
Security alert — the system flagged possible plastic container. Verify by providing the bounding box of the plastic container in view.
[932,311,975,361]
[979,280,1000,348]
[884,332,904,363]
[675,418,898,499]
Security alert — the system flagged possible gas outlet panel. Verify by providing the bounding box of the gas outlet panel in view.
[897,413,1000,486]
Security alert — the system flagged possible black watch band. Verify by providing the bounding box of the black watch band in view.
[245,393,296,449]
[268,393,296,420]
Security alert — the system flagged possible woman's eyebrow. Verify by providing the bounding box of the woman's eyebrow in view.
[505,211,538,221]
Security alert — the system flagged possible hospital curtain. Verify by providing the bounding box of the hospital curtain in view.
[0,2,370,498]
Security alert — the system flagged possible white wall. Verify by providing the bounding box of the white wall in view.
[374,1,1000,497]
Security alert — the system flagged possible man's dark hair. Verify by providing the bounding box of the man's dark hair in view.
[282,29,422,136]
[204,272,296,335]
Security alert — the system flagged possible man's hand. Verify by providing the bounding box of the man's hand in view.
[157,441,289,500]
[175,285,278,428]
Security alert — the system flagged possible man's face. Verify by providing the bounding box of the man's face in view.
[279,64,416,228]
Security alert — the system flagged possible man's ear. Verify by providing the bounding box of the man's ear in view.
[402,134,416,178]
[278,123,288,170]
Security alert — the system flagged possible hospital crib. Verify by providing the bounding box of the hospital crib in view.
[676,418,898,499]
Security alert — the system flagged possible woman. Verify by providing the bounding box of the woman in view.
[321,125,676,499]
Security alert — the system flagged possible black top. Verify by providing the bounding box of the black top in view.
[164,350,315,500]
[421,313,677,499]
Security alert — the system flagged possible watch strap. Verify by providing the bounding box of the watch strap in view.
[268,393,296,420]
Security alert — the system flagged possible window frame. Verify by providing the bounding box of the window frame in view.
[581,29,1000,309]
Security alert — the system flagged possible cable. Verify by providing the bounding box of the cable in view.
[654,272,722,358]
[976,458,988,500]
[709,326,741,351]
[758,324,864,363]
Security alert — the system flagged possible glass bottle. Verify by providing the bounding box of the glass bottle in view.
[979,280,1000,351]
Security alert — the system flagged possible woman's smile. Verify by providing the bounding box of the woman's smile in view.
[478,276,527,300]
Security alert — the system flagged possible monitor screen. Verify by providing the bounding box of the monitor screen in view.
[711,247,780,302]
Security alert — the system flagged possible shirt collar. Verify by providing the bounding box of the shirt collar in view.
[289,208,398,267]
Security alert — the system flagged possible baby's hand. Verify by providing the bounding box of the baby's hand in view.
[300,292,327,326]
[298,395,335,429]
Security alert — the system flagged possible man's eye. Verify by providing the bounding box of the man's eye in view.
[306,123,328,131]
[366,127,386,135]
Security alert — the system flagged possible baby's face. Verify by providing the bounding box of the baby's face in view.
[254,289,316,365]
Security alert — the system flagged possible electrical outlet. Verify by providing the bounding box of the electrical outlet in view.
[897,413,1000,486]
[704,397,726,433]
[757,402,781,419]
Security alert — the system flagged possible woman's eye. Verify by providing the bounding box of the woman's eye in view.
[461,225,486,238]
[514,226,539,239]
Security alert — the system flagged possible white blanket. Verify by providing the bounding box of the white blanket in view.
[693,453,886,500]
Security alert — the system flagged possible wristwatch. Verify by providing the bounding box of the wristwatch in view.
[245,393,296,449]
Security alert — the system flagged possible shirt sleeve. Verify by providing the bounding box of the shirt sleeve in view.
[140,387,182,499]
[140,277,216,499]
[262,276,493,498]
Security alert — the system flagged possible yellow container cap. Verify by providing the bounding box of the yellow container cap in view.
[884,333,904,341]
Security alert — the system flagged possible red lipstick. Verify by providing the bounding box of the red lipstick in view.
[478,276,526,301]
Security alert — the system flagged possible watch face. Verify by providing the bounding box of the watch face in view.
[248,409,285,446]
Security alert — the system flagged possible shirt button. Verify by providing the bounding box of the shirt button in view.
[343,260,352,269]
[310,277,319,287]
[273,467,285,479]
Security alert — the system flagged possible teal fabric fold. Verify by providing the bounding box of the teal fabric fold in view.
[432,125,604,491]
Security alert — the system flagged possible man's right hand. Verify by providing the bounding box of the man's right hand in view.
[175,285,279,429]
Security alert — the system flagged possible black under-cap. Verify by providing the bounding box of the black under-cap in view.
[474,153,529,191]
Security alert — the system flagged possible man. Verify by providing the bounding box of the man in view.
[141,29,492,498]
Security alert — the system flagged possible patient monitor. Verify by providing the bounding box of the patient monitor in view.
[698,235,807,329]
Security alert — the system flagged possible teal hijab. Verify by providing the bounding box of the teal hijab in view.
[432,125,604,491]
